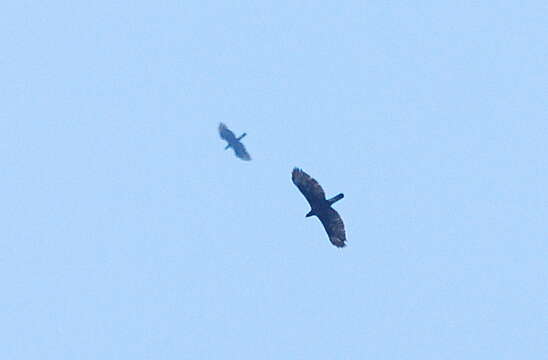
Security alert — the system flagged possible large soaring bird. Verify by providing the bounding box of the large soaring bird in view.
[292,168,347,248]
[218,123,251,161]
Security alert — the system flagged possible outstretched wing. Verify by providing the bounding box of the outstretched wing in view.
[291,167,326,206]
[232,142,251,161]
[317,207,347,248]
[219,123,236,142]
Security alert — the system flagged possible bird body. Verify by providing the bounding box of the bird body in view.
[218,123,251,161]
[292,168,347,248]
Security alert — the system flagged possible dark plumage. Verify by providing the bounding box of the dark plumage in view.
[218,123,251,161]
[292,168,347,248]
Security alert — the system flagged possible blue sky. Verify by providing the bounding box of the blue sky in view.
[1,1,547,359]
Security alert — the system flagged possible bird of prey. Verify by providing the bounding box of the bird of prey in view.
[292,168,347,248]
[218,123,251,161]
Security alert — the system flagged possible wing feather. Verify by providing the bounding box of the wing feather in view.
[291,168,326,206]
[317,207,347,248]
[219,123,236,142]
[233,142,251,161]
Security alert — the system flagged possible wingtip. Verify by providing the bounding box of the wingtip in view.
[330,235,347,248]
[291,167,301,181]
[236,153,251,161]
[333,241,347,248]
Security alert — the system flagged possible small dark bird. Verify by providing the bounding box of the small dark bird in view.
[292,168,347,248]
[218,123,251,161]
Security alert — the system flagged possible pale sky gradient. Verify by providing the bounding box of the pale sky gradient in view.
[1,1,547,359]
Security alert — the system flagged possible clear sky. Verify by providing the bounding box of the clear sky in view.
[2,1,547,359]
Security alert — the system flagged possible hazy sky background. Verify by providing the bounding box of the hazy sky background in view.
[2,1,547,359]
